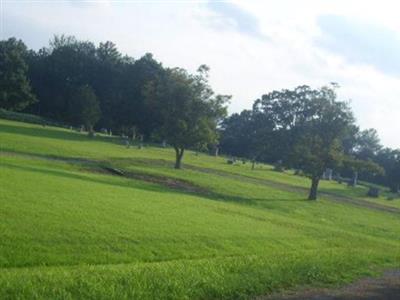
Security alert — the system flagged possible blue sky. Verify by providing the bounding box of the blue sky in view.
[1,0,399,148]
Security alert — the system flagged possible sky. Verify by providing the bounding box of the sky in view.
[1,0,399,148]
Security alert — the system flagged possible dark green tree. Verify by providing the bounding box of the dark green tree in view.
[68,85,101,136]
[0,38,37,111]
[291,86,355,200]
[375,149,400,193]
[355,128,382,160]
[220,110,254,158]
[144,66,229,169]
[255,85,355,200]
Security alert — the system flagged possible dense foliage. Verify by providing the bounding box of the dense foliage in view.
[0,38,36,110]
[1,35,229,168]
[143,66,229,168]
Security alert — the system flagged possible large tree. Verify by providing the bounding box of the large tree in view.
[354,128,382,160]
[144,66,229,169]
[291,86,354,199]
[255,85,355,200]
[0,38,37,111]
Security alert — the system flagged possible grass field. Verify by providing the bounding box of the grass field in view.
[1,119,399,299]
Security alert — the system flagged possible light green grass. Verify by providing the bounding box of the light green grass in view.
[1,119,399,299]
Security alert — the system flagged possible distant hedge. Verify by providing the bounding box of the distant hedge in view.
[0,109,61,127]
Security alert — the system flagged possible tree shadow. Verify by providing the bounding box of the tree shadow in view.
[1,148,98,165]
[1,156,308,210]
[0,122,119,144]
[1,162,168,194]
[108,157,310,206]
[2,148,311,211]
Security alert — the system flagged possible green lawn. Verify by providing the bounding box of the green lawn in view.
[0,119,399,299]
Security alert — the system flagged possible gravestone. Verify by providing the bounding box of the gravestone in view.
[322,168,333,180]
[214,146,219,157]
[227,157,235,165]
[138,134,144,149]
[367,187,380,198]
[274,160,284,172]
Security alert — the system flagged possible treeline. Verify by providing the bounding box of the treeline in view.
[7,35,181,136]
[0,36,399,198]
[0,36,229,169]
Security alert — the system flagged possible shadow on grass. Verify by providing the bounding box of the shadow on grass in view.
[0,123,119,144]
[109,159,311,211]
[1,148,98,164]
[1,156,307,211]
[1,162,168,194]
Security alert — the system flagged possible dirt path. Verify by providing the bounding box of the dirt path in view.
[259,270,400,300]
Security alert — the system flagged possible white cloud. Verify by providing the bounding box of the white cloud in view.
[2,0,399,148]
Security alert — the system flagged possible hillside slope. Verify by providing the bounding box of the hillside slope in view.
[0,119,399,299]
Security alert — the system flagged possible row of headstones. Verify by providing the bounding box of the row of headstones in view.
[121,134,146,149]
[322,168,358,186]
[322,168,380,198]
[69,126,113,136]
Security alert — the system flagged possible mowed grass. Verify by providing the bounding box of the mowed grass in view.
[0,119,400,299]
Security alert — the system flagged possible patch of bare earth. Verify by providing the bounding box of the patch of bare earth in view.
[258,270,400,300]
[100,166,209,194]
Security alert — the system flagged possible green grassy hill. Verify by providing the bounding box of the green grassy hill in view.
[1,119,399,299]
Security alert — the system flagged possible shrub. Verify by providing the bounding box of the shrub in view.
[0,109,61,127]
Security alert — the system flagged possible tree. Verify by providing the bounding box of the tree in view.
[120,53,165,138]
[354,128,382,160]
[375,149,400,193]
[220,110,255,158]
[220,109,274,169]
[387,151,400,193]
[26,35,97,121]
[68,85,101,135]
[254,85,355,200]
[342,157,384,186]
[144,66,229,169]
[0,38,37,111]
[291,86,355,200]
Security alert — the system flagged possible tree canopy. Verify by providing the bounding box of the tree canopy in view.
[144,66,229,168]
[221,84,396,199]
[0,38,37,111]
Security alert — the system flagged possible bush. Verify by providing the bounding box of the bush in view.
[367,187,380,198]
[0,109,61,127]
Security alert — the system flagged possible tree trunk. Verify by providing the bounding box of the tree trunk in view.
[87,124,94,138]
[308,176,320,200]
[174,147,185,169]
[251,159,255,170]
[351,171,358,187]
[390,183,400,194]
